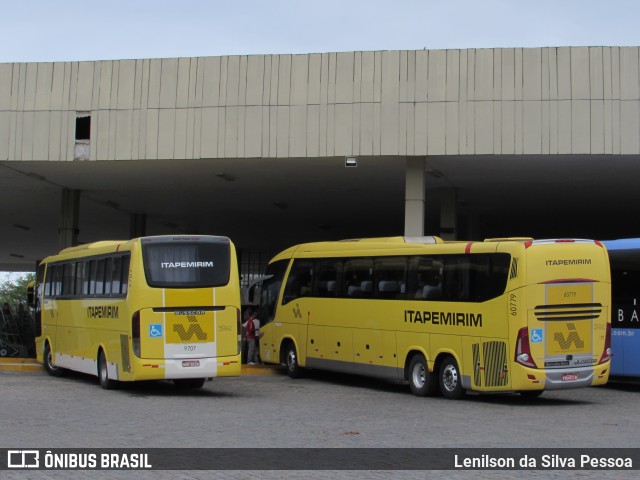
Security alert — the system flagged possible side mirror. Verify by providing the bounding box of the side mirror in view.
[26,281,35,307]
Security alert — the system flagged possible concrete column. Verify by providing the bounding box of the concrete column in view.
[466,213,481,240]
[404,157,426,236]
[440,187,457,240]
[59,189,80,250]
[130,213,147,239]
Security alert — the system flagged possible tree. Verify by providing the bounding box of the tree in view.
[0,273,35,311]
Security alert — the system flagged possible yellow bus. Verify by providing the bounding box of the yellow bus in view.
[257,236,611,399]
[29,235,242,389]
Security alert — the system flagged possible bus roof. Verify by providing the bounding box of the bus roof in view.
[602,238,640,250]
[270,236,605,263]
[52,235,233,260]
[59,241,128,255]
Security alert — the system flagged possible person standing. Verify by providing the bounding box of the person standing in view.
[245,310,257,365]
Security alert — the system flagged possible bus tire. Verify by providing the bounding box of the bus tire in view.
[174,378,206,389]
[439,355,465,400]
[284,342,303,379]
[408,354,438,397]
[43,341,65,377]
[98,350,117,390]
[519,390,543,398]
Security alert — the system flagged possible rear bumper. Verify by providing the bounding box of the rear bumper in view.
[545,363,610,389]
[134,354,241,380]
[512,362,609,391]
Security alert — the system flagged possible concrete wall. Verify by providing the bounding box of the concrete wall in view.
[1,47,640,161]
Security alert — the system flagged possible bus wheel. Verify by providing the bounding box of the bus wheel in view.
[408,354,437,397]
[98,350,117,390]
[519,390,543,398]
[439,355,465,400]
[285,342,303,379]
[43,342,64,377]
[174,378,206,389]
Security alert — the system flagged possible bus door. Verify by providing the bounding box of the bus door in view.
[258,260,289,364]
[609,252,640,376]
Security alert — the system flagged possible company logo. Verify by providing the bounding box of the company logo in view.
[173,323,207,341]
[87,306,119,319]
[545,259,592,266]
[404,310,482,328]
[553,323,584,350]
[8,450,39,468]
[160,261,214,268]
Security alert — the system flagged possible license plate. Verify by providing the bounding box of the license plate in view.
[182,360,200,368]
[562,373,578,381]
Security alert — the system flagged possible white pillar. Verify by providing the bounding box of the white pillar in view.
[59,189,80,250]
[404,157,425,237]
[440,187,457,240]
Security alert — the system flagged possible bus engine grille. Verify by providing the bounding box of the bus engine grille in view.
[472,341,508,388]
[534,303,602,322]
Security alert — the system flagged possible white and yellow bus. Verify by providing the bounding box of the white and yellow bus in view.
[29,235,242,389]
[258,237,611,398]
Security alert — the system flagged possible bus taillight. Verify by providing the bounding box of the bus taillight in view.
[515,327,537,368]
[237,308,242,355]
[598,322,612,365]
[132,311,141,357]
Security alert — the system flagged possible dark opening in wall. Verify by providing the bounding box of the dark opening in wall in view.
[75,115,91,140]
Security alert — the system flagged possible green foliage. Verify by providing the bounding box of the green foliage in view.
[0,273,35,311]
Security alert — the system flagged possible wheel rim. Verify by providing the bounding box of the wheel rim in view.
[100,355,107,383]
[287,348,296,371]
[412,363,426,389]
[46,348,57,371]
[442,364,458,392]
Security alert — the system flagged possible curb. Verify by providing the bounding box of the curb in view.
[0,358,42,372]
[0,358,281,375]
[241,364,281,375]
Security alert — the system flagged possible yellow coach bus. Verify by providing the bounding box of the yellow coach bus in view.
[257,237,611,399]
[29,235,242,389]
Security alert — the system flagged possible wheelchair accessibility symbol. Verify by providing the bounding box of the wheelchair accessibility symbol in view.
[531,328,543,343]
[150,324,163,338]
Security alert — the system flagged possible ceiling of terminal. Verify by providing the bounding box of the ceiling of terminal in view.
[0,154,638,272]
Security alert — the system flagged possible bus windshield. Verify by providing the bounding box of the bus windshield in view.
[142,237,231,288]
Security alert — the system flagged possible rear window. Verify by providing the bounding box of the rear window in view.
[142,237,231,288]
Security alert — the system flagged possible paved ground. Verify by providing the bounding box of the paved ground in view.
[1,367,639,479]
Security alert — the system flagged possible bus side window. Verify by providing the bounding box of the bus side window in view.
[342,258,373,298]
[111,256,123,296]
[282,260,313,305]
[469,254,511,302]
[410,256,442,301]
[95,259,106,295]
[62,263,73,297]
[374,257,407,299]
[312,260,341,297]
[121,255,131,295]
[44,265,53,298]
[75,262,85,297]
[104,257,114,295]
[442,256,468,301]
[52,265,63,297]
[84,260,95,295]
